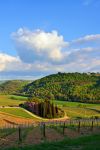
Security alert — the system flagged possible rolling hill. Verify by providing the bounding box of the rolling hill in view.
[22,72,100,103]
[0,73,100,103]
[0,80,31,95]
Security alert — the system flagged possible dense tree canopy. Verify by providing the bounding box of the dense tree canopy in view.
[22,72,100,103]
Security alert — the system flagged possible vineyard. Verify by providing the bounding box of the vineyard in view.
[0,118,100,149]
[0,95,100,149]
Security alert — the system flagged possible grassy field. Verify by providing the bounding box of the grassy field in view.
[53,100,100,119]
[54,100,100,108]
[0,95,42,126]
[0,109,41,128]
[0,95,27,106]
[63,107,100,118]
[0,94,100,119]
[5,134,100,150]
[0,95,42,121]
[8,95,27,100]
[0,108,34,119]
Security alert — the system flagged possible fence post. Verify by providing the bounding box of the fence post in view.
[91,120,94,131]
[18,126,22,142]
[96,118,98,127]
[63,122,65,135]
[43,123,46,138]
[70,120,72,126]
[78,120,80,133]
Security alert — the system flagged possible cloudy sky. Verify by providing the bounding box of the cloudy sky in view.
[0,0,100,80]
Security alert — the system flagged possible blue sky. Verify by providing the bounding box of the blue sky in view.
[0,0,100,80]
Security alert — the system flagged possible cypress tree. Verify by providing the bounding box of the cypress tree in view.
[51,103,54,117]
[55,105,58,114]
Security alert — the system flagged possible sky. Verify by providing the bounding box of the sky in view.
[0,0,100,80]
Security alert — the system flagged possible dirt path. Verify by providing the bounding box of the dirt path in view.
[21,126,81,147]
[45,127,64,141]
[23,126,64,146]
[23,127,42,145]
[64,128,80,138]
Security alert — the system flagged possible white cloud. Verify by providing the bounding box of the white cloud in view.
[0,53,20,71]
[73,34,100,43]
[0,53,63,73]
[12,28,69,63]
[0,29,100,79]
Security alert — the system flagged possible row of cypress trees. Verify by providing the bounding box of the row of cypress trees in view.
[20,99,62,118]
[38,100,59,118]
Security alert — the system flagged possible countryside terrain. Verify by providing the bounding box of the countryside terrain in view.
[0,73,100,122]
[0,73,100,149]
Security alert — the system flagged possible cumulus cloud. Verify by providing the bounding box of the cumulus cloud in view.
[0,53,20,72]
[1,46,99,79]
[0,28,100,79]
[0,53,49,72]
[12,28,69,63]
[0,52,64,80]
[0,53,36,72]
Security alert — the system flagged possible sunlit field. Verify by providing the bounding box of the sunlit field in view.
[0,95,27,106]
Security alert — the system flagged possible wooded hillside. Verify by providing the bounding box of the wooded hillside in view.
[22,72,100,103]
[0,80,31,94]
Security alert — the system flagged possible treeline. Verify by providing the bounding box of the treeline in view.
[20,99,64,118]
[22,72,100,103]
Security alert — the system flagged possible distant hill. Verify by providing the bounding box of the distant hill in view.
[0,80,32,95]
[22,72,100,103]
[0,81,6,85]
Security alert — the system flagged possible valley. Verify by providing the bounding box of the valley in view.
[0,73,100,149]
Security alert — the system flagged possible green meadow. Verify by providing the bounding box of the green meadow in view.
[54,100,100,118]
[0,107,34,119]
[0,94,100,119]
